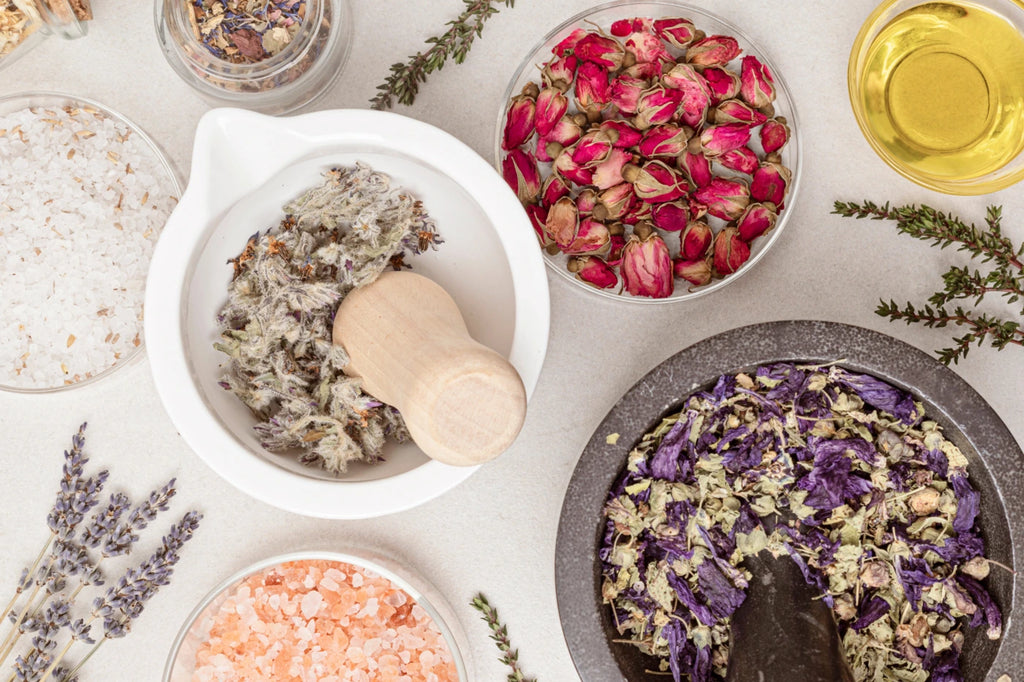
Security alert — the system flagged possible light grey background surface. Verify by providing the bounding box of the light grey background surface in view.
[0,1,1022,680]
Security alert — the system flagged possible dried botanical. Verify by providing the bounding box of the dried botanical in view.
[470,594,536,682]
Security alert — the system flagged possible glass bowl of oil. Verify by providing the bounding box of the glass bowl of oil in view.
[849,0,1024,195]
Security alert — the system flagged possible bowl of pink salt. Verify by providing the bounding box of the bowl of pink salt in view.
[163,551,469,682]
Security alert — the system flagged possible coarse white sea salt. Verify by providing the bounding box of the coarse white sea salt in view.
[0,101,178,389]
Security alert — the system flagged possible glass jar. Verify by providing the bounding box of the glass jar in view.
[0,0,87,71]
[155,0,351,115]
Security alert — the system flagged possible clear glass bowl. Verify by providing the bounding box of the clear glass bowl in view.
[0,91,183,394]
[163,550,472,681]
[495,0,802,305]
[849,0,1024,195]
[154,0,352,114]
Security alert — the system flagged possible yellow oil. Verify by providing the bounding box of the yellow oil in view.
[858,2,1024,180]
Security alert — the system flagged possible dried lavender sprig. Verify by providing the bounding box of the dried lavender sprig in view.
[101,480,175,559]
[470,594,536,682]
[11,599,69,682]
[370,0,514,110]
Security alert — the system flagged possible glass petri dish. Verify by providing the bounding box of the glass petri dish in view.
[495,0,802,305]
[154,0,352,114]
[163,550,472,681]
[0,91,182,393]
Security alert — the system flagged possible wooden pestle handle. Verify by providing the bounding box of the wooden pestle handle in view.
[333,270,527,467]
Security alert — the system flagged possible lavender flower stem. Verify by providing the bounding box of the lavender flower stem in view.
[59,639,103,681]
[0,534,54,635]
[0,567,51,665]
[39,638,75,682]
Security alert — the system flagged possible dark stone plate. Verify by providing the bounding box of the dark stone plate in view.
[555,320,1022,681]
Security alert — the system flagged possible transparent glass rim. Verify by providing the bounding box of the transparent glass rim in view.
[847,0,1024,195]
[34,0,87,39]
[0,90,184,395]
[162,550,471,682]
[493,0,803,305]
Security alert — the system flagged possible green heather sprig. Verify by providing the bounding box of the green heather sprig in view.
[470,594,536,682]
[833,201,1024,365]
[370,0,514,110]
[0,424,202,681]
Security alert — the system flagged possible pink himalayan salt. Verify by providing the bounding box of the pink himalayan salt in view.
[192,559,458,682]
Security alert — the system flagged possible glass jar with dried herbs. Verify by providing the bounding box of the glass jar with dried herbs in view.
[0,0,88,70]
[154,0,352,114]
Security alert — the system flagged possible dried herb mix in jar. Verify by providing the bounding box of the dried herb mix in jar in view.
[187,0,306,63]
[0,0,89,68]
[215,163,441,474]
[601,363,1001,682]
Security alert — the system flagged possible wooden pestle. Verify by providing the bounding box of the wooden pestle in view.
[333,270,527,467]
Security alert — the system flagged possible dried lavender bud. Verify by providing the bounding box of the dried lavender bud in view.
[81,492,130,549]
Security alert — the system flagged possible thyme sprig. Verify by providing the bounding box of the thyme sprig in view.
[470,593,536,682]
[370,0,514,110]
[833,201,1024,365]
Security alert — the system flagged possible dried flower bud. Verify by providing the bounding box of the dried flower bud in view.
[718,146,760,175]
[611,72,648,115]
[654,17,698,49]
[564,217,611,256]
[712,99,768,126]
[542,54,578,91]
[502,149,541,204]
[546,116,584,148]
[740,55,776,109]
[696,177,750,220]
[632,86,684,130]
[553,148,594,186]
[568,255,618,289]
[679,150,713,188]
[502,94,536,151]
[622,199,652,225]
[859,562,890,589]
[712,226,750,274]
[834,595,857,621]
[703,66,741,104]
[622,61,664,81]
[596,183,638,221]
[686,35,741,66]
[661,63,712,128]
[680,220,713,258]
[623,160,688,203]
[897,613,931,648]
[535,88,569,138]
[699,123,752,157]
[572,130,616,167]
[553,28,588,57]
[611,17,652,37]
[651,201,689,233]
[607,232,627,266]
[963,557,990,580]
[621,226,674,298]
[592,148,633,190]
[575,61,613,110]
[751,160,792,205]
[625,31,673,64]
[736,202,778,241]
[908,487,941,515]
[576,32,625,70]
[576,188,599,215]
[526,204,551,247]
[598,120,644,149]
[541,174,571,207]
[639,124,692,158]
[544,196,579,249]
[760,116,791,154]
[673,257,712,286]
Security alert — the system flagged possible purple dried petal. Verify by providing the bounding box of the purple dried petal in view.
[852,595,891,631]
[951,473,980,533]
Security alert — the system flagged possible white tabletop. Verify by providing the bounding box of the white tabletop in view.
[1,1,1022,680]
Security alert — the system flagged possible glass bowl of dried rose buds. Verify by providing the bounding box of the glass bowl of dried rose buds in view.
[495,1,802,303]
[164,550,471,681]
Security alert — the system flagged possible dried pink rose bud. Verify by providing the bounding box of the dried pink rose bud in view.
[575,61,613,110]
[625,31,673,64]
[565,218,612,256]
[740,55,776,109]
[622,199,652,225]
[623,160,688,203]
[595,183,637,221]
[653,17,698,49]
[553,28,588,57]
[502,93,536,151]
[568,256,618,289]
[575,32,625,70]
[686,35,741,66]
[592,148,632,190]
[553,149,594,186]
[703,66,741,104]
[673,257,712,286]
[607,232,627,266]
[545,196,579,249]
[542,174,571,206]
[694,177,750,220]
[713,226,750,274]
[611,17,652,37]
[718,146,760,175]
[639,124,692,158]
[526,204,551,247]
[689,200,708,222]
[661,63,712,128]
[572,130,616,167]
[679,150,713,188]
[680,220,713,259]
[599,120,643,149]
[698,123,752,157]
[502,149,541,204]
[751,159,791,205]
[622,61,663,81]
[535,88,569,138]
[633,86,684,130]
[651,200,689,232]
[546,116,583,147]
[576,188,599,215]
[736,202,778,241]
[610,72,648,115]
[621,223,674,298]
[542,54,578,91]
[760,117,790,154]
[712,99,768,126]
